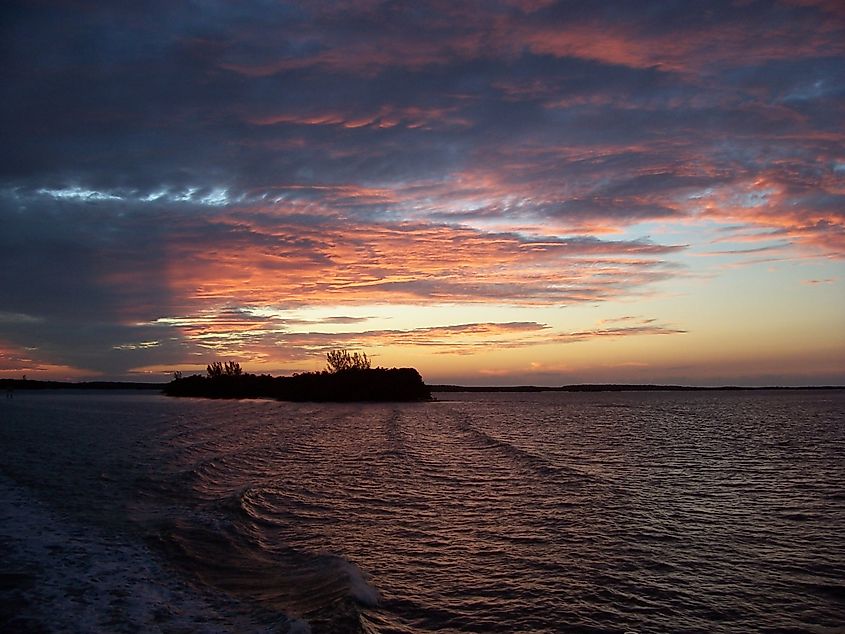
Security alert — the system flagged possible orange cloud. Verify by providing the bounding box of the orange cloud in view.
[695,174,845,257]
[558,322,687,343]
[138,296,689,371]
[156,213,683,316]
[247,105,470,130]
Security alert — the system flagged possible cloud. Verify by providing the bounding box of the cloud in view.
[246,104,471,131]
[0,186,686,375]
[0,312,43,325]
[802,277,836,285]
[129,316,686,374]
[1,1,842,380]
[0,341,94,379]
[209,2,844,76]
[558,323,687,344]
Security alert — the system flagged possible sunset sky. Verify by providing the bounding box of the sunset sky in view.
[2,0,844,385]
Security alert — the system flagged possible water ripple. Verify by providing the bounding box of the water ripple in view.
[2,390,843,632]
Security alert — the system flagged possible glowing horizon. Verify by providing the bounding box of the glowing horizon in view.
[2,1,843,386]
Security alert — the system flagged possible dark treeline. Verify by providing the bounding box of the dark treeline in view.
[429,384,845,393]
[0,379,163,391]
[429,384,706,393]
[164,367,431,402]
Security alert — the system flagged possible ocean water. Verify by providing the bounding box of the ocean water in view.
[1,390,843,633]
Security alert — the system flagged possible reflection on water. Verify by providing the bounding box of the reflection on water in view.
[1,390,844,632]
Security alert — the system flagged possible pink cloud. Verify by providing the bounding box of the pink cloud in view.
[246,105,470,130]
[218,4,844,77]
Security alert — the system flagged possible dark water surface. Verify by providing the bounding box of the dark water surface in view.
[1,390,843,632]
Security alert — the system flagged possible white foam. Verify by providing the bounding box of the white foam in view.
[341,560,381,607]
[0,475,301,632]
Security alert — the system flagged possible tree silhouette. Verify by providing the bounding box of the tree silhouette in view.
[207,362,223,378]
[207,361,243,378]
[165,354,429,402]
[224,361,243,376]
[326,349,371,373]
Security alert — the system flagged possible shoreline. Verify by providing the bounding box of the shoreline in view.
[2,378,842,394]
[429,384,845,393]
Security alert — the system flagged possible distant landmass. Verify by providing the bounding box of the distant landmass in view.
[429,384,844,392]
[0,379,163,391]
[163,367,431,402]
[3,376,842,401]
[1,352,431,402]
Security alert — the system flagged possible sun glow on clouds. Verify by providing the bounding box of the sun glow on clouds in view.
[2,1,844,384]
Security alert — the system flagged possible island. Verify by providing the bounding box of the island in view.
[163,351,431,402]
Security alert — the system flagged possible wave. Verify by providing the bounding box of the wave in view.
[451,412,593,483]
[341,560,380,607]
[52,391,841,633]
[150,506,380,633]
[0,475,293,633]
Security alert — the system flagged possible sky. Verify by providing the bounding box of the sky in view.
[1,0,844,386]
